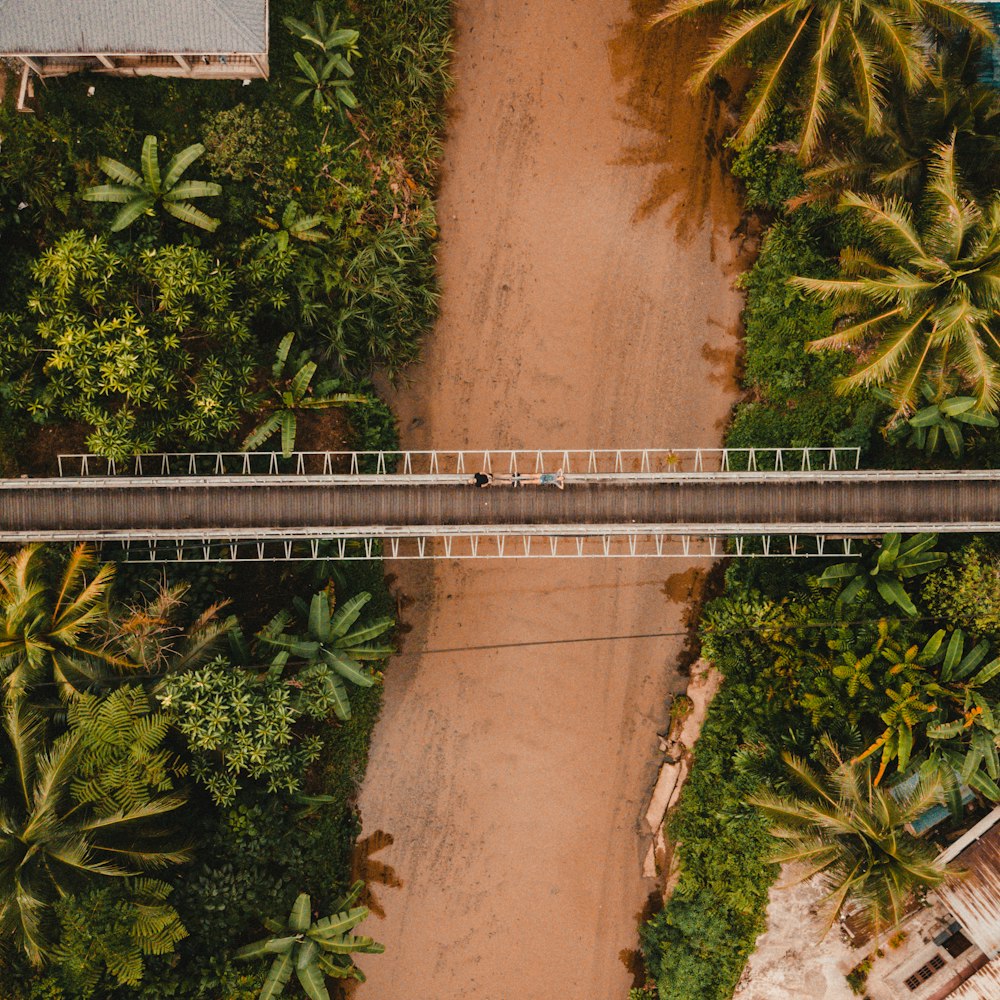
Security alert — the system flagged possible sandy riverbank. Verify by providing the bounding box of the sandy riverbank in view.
[355,2,745,996]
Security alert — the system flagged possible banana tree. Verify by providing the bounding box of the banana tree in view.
[235,883,384,998]
[257,201,329,255]
[881,388,999,459]
[284,5,360,114]
[816,533,947,616]
[83,135,221,232]
[263,589,393,722]
[241,333,367,458]
[925,630,1000,801]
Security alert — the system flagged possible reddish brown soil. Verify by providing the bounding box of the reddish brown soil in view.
[355,2,745,997]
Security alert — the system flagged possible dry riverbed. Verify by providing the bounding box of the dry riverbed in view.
[356,1,746,996]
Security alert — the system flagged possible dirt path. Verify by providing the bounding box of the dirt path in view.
[355,3,745,997]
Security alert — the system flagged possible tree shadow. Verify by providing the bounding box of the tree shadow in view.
[351,829,402,920]
[607,0,743,241]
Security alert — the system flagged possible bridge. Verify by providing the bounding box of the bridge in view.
[0,447,994,561]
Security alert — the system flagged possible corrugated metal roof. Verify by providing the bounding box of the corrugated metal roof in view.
[0,1,267,54]
[948,963,1000,999]
[938,824,1000,956]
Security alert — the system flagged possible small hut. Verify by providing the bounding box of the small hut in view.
[0,0,269,108]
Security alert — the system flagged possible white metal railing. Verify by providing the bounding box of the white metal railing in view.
[57,446,862,478]
[104,533,859,563]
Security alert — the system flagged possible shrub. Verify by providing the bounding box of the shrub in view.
[201,106,297,188]
[52,881,187,996]
[0,233,289,459]
[728,209,880,452]
[729,113,805,212]
[161,656,322,806]
[68,686,183,816]
[922,539,1000,637]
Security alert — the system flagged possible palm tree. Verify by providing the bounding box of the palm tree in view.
[653,0,993,160]
[802,45,1000,203]
[263,589,393,722]
[0,702,190,965]
[0,545,129,701]
[749,739,953,937]
[101,581,233,690]
[795,139,1000,420]
[241,333,367,458]
[235,883,384,996]
[83,135,222,232]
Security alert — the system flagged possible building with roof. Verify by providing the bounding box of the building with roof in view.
[0,0,268,103]
[862,807,1000,1000]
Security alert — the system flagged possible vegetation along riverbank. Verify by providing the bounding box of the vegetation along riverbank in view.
[637,1,1000,998]
[0,1,451,996]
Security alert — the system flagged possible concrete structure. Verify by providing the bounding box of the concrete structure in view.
[865,808,1000,1000]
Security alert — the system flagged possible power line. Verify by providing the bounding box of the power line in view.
[6,613,969,690]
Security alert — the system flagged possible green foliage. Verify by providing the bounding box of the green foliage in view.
[52,880,187,995]
[355,0,453,177]
[805,45,1000,205]
[729,114,805,211]
[883,389,999,459]
[642,675,777,1000]
[751,739,951,936]
[83,134,222,232]
[0,106,76,238]
[235,883,384,995]
[0,544,122,701]
[201,106,297,189]
[654,0,993,160]
[68,686,183,816]
[726,208,879,452]
[346,379,400,460]
[0,700,190,965]
[922,539,1000,636]
[797,140,1000,420]
[161,657,323,806]
[0,231,289,459]
[264,588,394,722]
[258,200,330,255]
[285,4,362,116]
[242,332,367,457]
[816,533,947,616]
[642,546,988,998]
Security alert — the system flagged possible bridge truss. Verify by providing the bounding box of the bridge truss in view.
[53,447,864,562]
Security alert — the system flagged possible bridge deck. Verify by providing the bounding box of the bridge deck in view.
[0,471,997,541]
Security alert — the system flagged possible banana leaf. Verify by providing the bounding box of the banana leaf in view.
[161,199,219,232]
[95,155,142,188]
[82,183,135,204]
[309,907,369,940]
[161,142,206,190]
[296,961,331,1000]
[330,592,371,637]
[109,198,156,232]
[289,893,312,933]
[260,951,294,1000]
[166,180,222,201]
[141,135,161,194]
